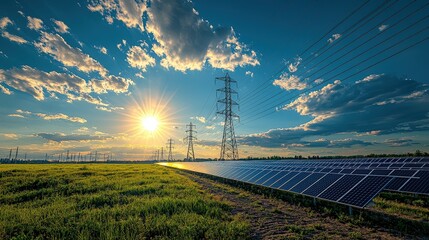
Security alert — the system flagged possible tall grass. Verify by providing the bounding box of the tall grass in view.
[0,164,250,239]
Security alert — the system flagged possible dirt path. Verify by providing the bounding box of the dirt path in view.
[181,171,413,240]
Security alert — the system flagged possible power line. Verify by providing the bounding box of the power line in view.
[241,31,429,125]
[239,0,387,106]
[239,0,373,104]
[240,1,427,119]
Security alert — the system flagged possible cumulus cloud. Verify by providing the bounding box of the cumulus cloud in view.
[90,0,259,72]
[0,65,133,105]
[88,0,146,31]
[126,46,155,71]
[147,0,259,71]
[52,19,69,33]
[37,133,111,142]
[27,16,44,30]
[245,71,254,78]
[240,75,429,148]
[34,32,107,76]
[273,72,307,90]
[328,33,341,43]
[1,31,27,44]
[0,17,12,29]
[0,65,90,101]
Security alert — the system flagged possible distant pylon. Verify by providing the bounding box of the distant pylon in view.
[216,73,239,160]
[167,138,174,161]
[184,122,196,160]
[15,147,19,160]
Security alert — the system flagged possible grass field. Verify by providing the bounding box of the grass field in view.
[0,164,250,240]
[1,164,428,239]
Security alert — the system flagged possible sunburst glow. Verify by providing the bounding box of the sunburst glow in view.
[141,116,159,132]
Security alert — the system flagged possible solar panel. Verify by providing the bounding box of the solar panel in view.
[338,176,391,207]
[158,157,429,208]
[279,172,310,191]
[318,175,364,201]
[399,171,429,194]
[290,172,325,193]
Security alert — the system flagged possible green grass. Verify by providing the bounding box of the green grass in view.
[373,192,429,222]
[0,164,250,240]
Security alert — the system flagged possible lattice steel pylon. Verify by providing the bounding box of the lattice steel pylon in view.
[184,122,196,160]
[166,138,174,161]
[216,73,239,160]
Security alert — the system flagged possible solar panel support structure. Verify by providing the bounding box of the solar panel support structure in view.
[184,122,196,160]
[216,73,239,160]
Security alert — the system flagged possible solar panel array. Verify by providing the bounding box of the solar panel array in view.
[159,157,429,208]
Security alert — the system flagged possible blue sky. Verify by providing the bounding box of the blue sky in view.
[0,0,428,160]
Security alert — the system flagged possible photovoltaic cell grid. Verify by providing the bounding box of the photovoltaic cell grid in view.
[158,157,429,208]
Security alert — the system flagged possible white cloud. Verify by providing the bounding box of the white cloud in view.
[88,0,146,31]
[1,31,27,44]
[35,113,87,123]
[0,17,12,29]
[378,24,388,31]
[27,16,44,30]
[0,65,90,101]
[8,114,25,118]
[90,0,259,72]
[126,46,155,71]
[96,106,124,112]
[2,133,19,140]
[191,116,206,123]
[0,84,12,95]
[52,19,69,33]
[355,74,383,83]
[90,75,134,94]
[245,71,254,78]
[327,33,341,43]
[0,65,133,105]
[10,109,86,123]
[273,72,307,90]
[77,127,89,132]
[288,57,302,73]
[148,0,259,71]
[95,45,108,54]
[34,32,107,76]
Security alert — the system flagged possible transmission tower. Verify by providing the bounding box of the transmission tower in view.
[216,73,239,160]
[184,122,196,160]
[166,138,174,161]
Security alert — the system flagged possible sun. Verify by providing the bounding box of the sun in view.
[141,116,159,132]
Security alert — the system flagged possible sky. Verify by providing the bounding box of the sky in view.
[0,0,428,160]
